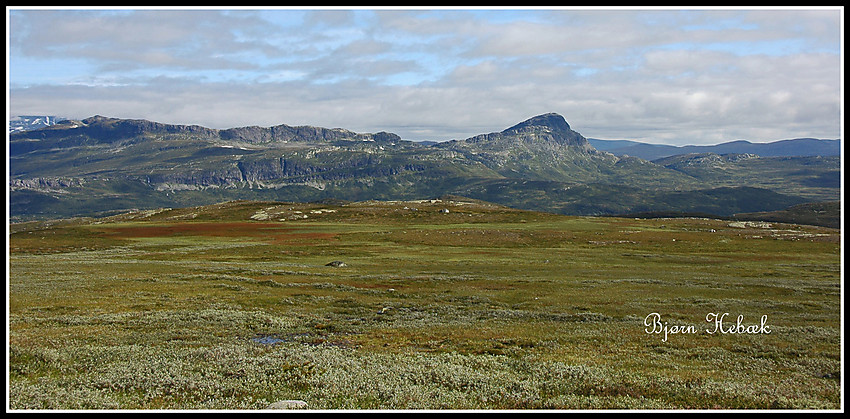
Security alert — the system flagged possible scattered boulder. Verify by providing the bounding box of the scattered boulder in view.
[266,400,308,410]
[325,261,347,267]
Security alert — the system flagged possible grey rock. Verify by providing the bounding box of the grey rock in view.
[266,400,308,410]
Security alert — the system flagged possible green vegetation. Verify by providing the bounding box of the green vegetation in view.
[8,199,842,410]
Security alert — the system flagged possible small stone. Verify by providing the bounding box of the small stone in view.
[325,261,347,267]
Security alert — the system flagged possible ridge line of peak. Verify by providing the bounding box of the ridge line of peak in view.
[503,113,571,134]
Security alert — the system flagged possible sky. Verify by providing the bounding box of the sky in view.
[5,6,844,145]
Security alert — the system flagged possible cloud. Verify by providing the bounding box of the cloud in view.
[7,7,842,145]
[12,10,279,71]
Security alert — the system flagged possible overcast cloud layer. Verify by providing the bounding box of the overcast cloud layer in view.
[6,7,843,145]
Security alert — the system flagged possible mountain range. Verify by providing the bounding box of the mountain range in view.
[589,137,841,160]
[8,113,841,224]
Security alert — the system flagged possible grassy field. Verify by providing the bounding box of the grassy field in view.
[7,198,843,410]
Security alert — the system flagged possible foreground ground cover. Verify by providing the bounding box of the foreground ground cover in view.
[7,199,842,410]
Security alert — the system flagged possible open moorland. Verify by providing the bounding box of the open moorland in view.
[7,198,842,410]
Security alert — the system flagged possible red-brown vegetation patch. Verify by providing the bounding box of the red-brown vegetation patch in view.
[101,222,286,238]
[100,222,338,245]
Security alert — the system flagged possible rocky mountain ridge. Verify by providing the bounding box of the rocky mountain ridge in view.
[590,137,841,160]
[8,113,841,222]
[24,115,401,145]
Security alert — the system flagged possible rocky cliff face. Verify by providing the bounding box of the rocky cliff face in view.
[9,177,86,192]
[219,124,401,144]
[141,152,430,190]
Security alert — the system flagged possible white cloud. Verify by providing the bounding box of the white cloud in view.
[7,7,842,145]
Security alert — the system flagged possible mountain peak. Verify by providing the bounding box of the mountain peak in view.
[440,112,595,155]
[503,113,571,134]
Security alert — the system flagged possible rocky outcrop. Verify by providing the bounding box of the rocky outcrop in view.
[142,152,431,190]
[265,400,308,409]
[9,177,86,192]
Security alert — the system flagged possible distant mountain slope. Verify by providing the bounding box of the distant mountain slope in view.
[589,138,840,160]
[652,153,840,201]
[734,201,841,229]
[586,138,644,151]
[8,113,841,222]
